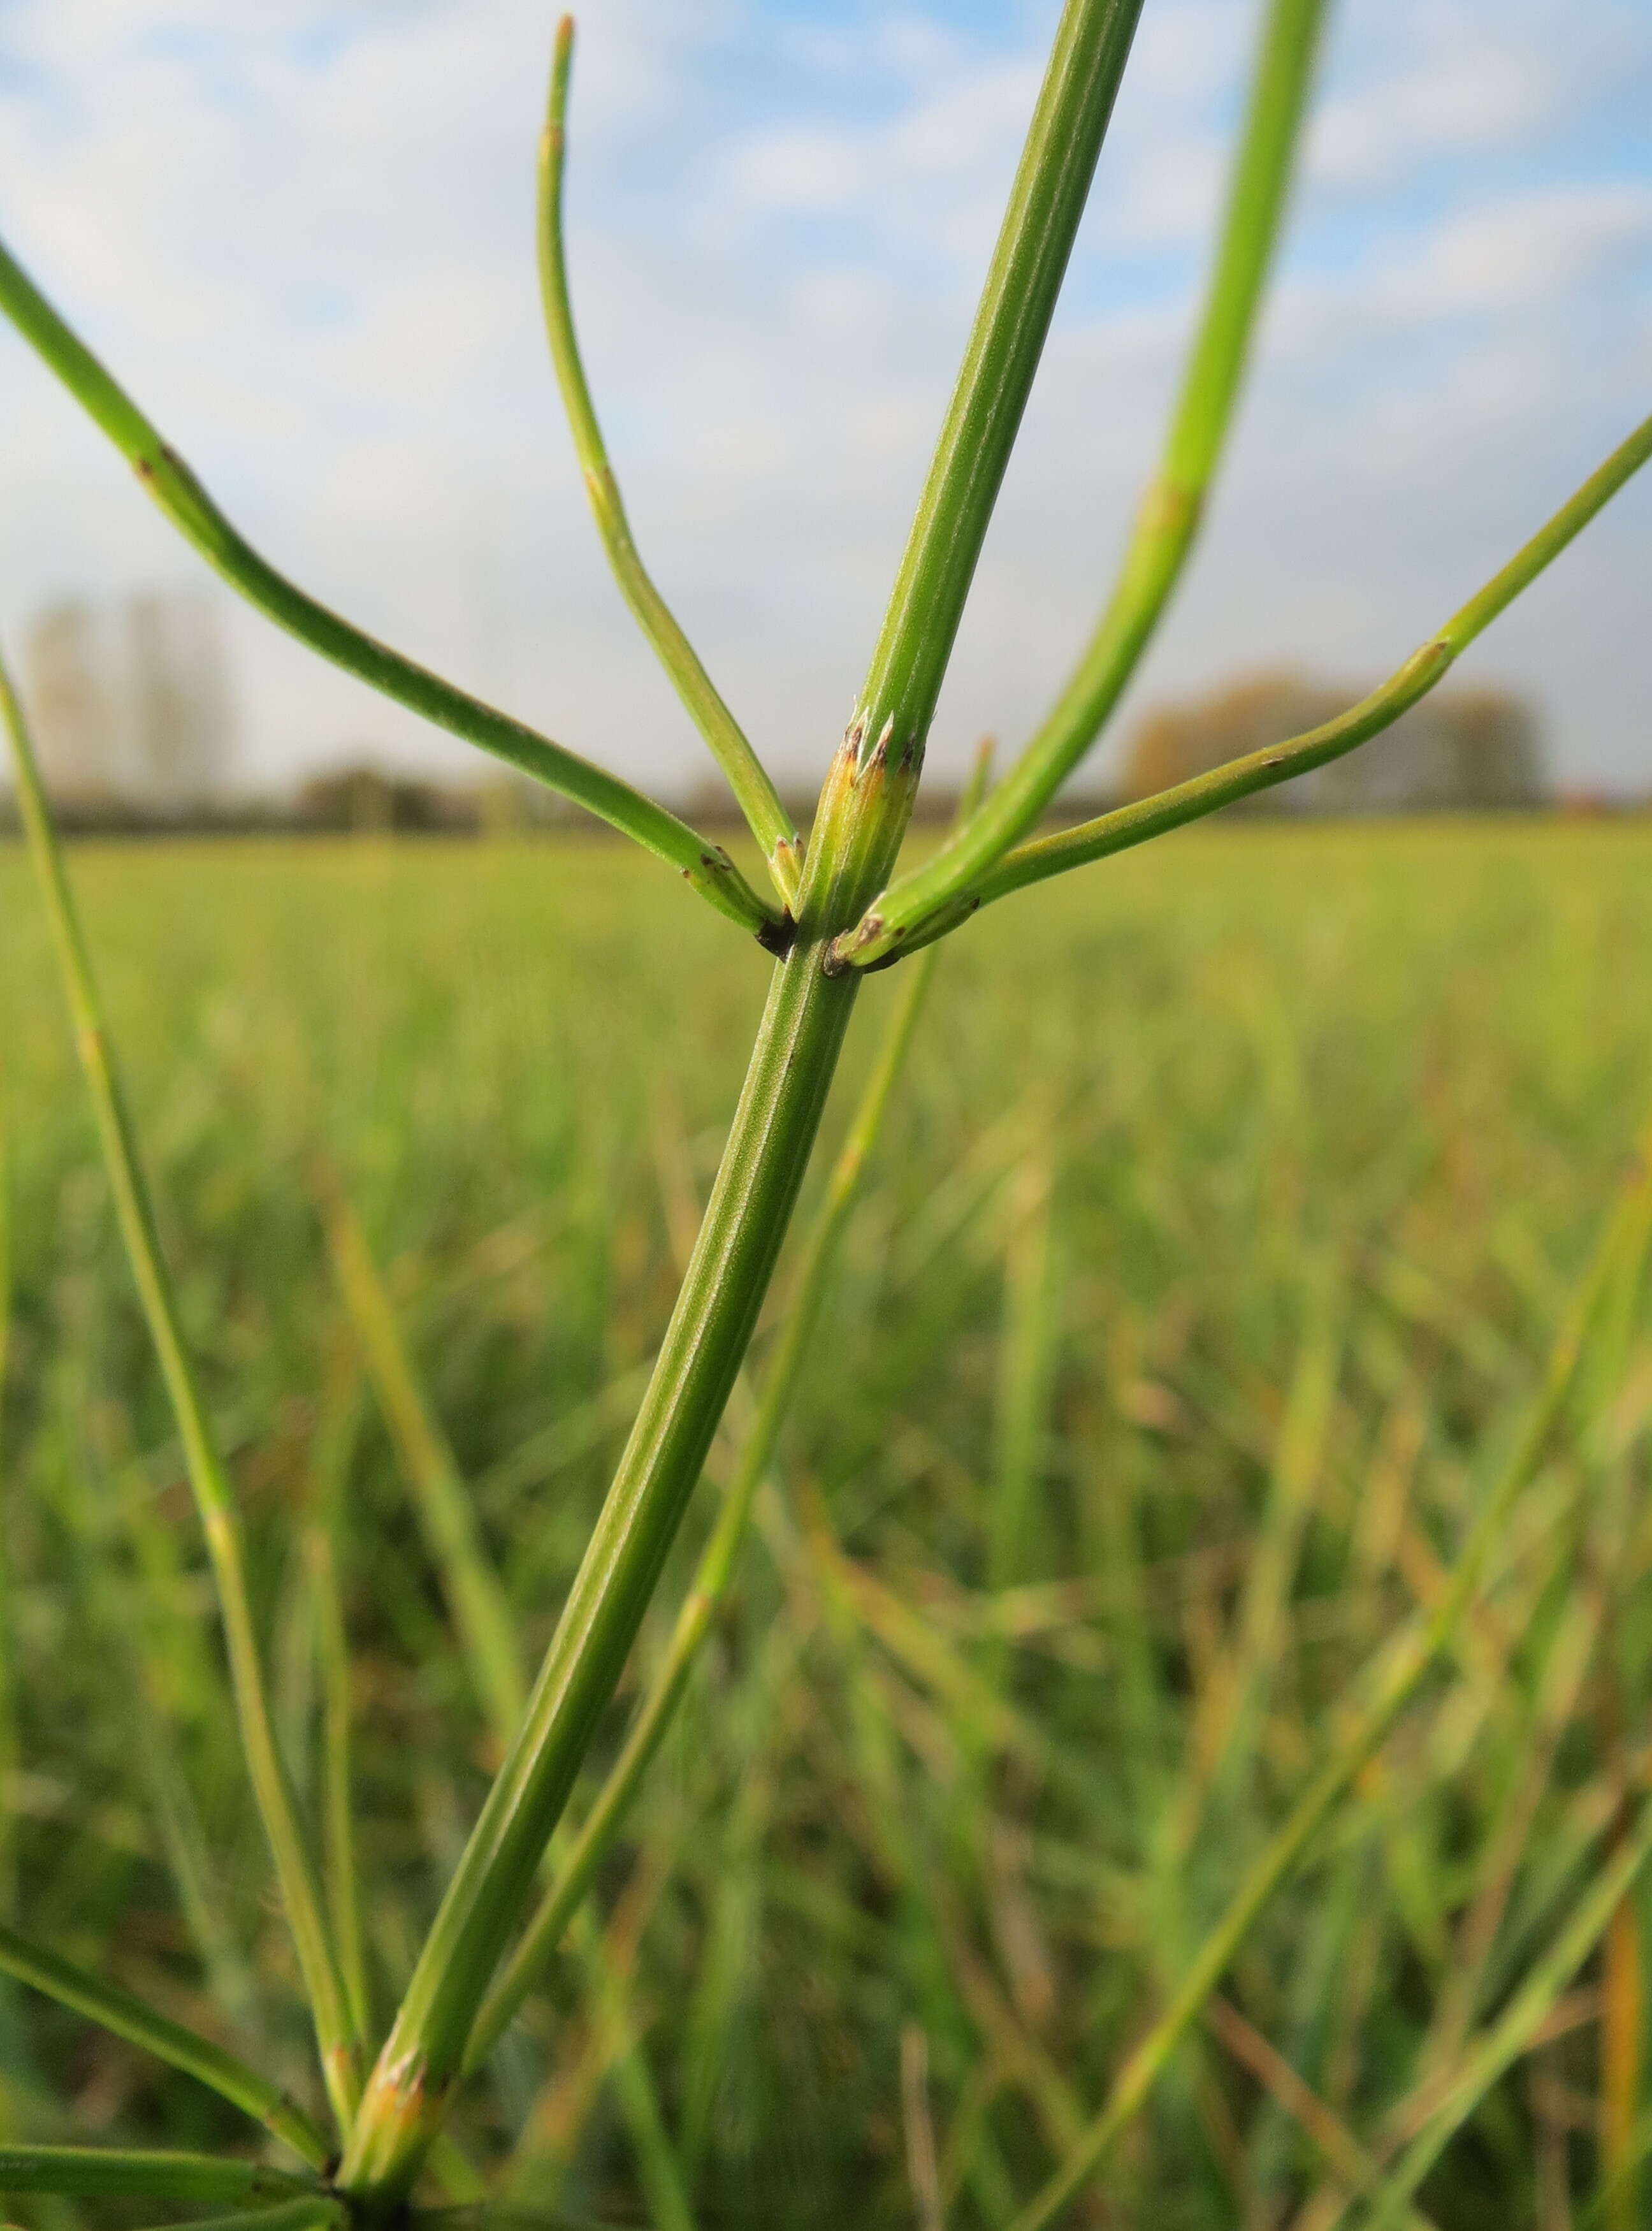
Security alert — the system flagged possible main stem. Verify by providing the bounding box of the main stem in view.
[344,0,1142,2194]
[338,915,862,2199]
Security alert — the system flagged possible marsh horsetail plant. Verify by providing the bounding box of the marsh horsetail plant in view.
[1,0,1650,2222]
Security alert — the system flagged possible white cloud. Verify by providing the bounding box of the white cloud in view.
[0,0,1647,811]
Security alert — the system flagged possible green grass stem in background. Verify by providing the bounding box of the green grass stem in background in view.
[1,656,361,2135]
[1,0,1650,2219]
[1,827,1651,2220]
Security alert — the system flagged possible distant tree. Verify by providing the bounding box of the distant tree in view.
[294,761,479,833]
[1123,668,1547,813]
[22,598,121,805]
[18,589,235,815]
[126,590,234,811]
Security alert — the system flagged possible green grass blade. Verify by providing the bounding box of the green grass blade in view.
[0,1920,328,2167]
[1356,1800,1652,2231]
[304,1365,372,2044]
[0,2146,316,2203]
[539,19,801,911]
[0,1098,15,1922]
[319,1182,525,1745]
[1004,1145,1652,2231]
[836,0,1330,968]
[936,411,1652,937]
[0,235,783,944]
[0,652,362,2134]
[90,1462,268,2046]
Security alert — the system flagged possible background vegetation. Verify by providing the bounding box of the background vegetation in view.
[3,818,1650,2228]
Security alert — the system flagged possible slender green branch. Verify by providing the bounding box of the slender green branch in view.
[834,0,1330,968]
[541,18,801,910]
[1006,1146,1652,2231]
[0,653,361,2136]
[0,1919,328,2167]
[464,749,988,2072]
[883,409,1652,957]
[841,0,1145,794]
[0,235,783,943]
[0,2147,316,2204]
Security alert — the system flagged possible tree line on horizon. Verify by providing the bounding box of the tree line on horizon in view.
[0,595,1574,834]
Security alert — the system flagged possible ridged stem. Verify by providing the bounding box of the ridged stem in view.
[837,0,1145,793]
[465,803,963,2072]
[345,0,1147,2188]
[338,932,861,2201]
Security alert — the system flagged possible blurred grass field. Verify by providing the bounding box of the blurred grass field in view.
[3,818,1652,2230]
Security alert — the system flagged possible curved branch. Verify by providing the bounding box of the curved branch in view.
[0,2147,317,2205]
[540,19,801,909]
[0,233,783,942]
[0,1919,328,2167]
[878,409,1652,958]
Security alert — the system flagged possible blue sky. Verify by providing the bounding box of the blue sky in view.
[0,0,1648,801]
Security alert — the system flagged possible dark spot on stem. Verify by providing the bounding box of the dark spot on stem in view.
[756,912,796,959]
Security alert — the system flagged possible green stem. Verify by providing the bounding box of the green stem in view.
[328,1177,695,2221]
[347,0,1149,2182]
[0,654,362,2135]
[465,840,959,2072]
[0,1919,328,2167]
[841,0,1145,788]
[0,2147,316,2205]
[1006,1151,1652,2231]
[893,409,1652,954]
[834,0,1329,968]
[338,933,862,2201]
[540,18,801,909]
[0,235,783,944]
